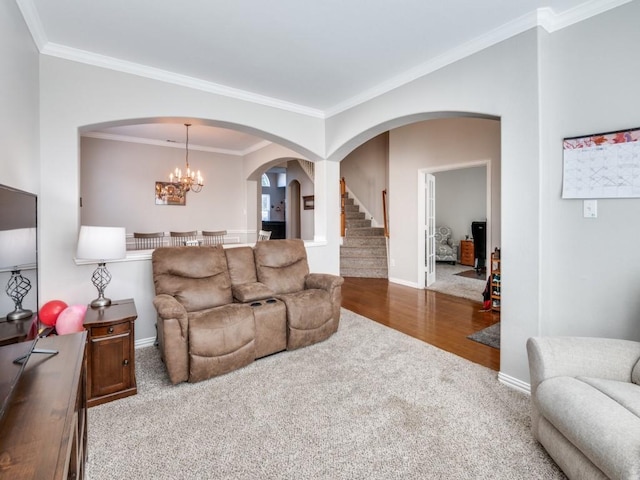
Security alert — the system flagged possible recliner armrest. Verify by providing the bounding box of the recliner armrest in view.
[153,294,188,336]
[232,282,274,303]
[304,273,344,292]
[527,336,640,395]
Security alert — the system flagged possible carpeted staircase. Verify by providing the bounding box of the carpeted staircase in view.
[340,193,388,278]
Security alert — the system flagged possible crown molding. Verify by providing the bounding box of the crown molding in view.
[39,42,326,119]
[240,140,273,156]
[325,9,540,117]
[81,131,271,157]
[18,0,631,120]
[538,0,631,31]
[326,0,632,117]
[15,0,47,50]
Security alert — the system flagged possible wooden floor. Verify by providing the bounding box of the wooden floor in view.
[341,277,500,371]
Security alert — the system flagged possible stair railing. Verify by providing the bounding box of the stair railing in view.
[340,177,346,237]
[382,188,389,237]
[298,159,315,181]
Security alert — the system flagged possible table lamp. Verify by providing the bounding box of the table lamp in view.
[0,228,37,321]
[76,226,126,308]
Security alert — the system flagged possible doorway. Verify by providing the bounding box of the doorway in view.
[419,161,491,291]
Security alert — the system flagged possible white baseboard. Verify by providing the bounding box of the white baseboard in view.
[388,276,419,288]
[135,336,156,349]
[498,371,530,395]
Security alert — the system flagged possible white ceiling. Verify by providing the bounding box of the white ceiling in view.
[18,0,626,153]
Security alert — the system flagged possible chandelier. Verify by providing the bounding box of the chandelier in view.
[169,123,204,193]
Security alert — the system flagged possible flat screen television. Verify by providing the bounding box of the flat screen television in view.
[0,184,41,422]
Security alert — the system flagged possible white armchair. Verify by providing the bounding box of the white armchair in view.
[527,336,640,479]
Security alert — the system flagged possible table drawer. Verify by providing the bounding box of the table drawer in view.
[90,321,130,338]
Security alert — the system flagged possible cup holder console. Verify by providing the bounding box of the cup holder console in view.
[250,298,278,307]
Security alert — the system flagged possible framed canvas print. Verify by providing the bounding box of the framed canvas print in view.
[303,195,314,210]
[155,182,186,205]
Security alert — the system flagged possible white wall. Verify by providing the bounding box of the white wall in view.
[81,137,247,237]
[390,118,500,253]
[539,2,640,339]
[0,1,39,194]
[327,2,638,385]
[0,2,40,317]
[328,31,541,385]
[38,57,328,343]
[8,1,637,386]
[340,133,389,225]
[434,167,487,245]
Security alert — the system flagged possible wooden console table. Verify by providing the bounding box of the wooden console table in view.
[0,332,87,479]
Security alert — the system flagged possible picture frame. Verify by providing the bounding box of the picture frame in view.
[303,195,314,210]
[155,182,186,206]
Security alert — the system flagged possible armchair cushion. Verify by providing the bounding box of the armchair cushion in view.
[279,289,335,350]
[434,226,453,246]
[188,303,256,382]
[225,246,258,284]
[152,245,232,311]
[254,239,309,294]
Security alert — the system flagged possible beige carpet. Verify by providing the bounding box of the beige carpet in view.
[86,309,564,479]
[427,263,486,302]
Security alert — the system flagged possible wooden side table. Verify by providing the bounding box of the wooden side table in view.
[459,240,475,266]
[83,298,137,407]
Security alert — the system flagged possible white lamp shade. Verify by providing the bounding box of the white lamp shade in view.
[76,226,126,261]
[0,228,37,269]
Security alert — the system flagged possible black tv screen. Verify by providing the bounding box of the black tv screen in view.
[0,184,39,422]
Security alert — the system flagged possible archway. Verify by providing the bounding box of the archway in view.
[79,118,315,245]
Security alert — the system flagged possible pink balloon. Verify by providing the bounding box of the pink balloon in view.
[55,304,88,335]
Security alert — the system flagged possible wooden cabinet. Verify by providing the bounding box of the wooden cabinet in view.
[459,240,475,266]
[491,251,501,311]
[83,298,137,408]
[0,332,87,480]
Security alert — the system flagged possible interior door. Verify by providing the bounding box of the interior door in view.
[425,173,436,286]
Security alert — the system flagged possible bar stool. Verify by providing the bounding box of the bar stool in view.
[202,230,227,245]
[133,232,165,249]
[169,231,199,246]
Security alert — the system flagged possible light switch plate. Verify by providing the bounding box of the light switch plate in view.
[583,199,597,218]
